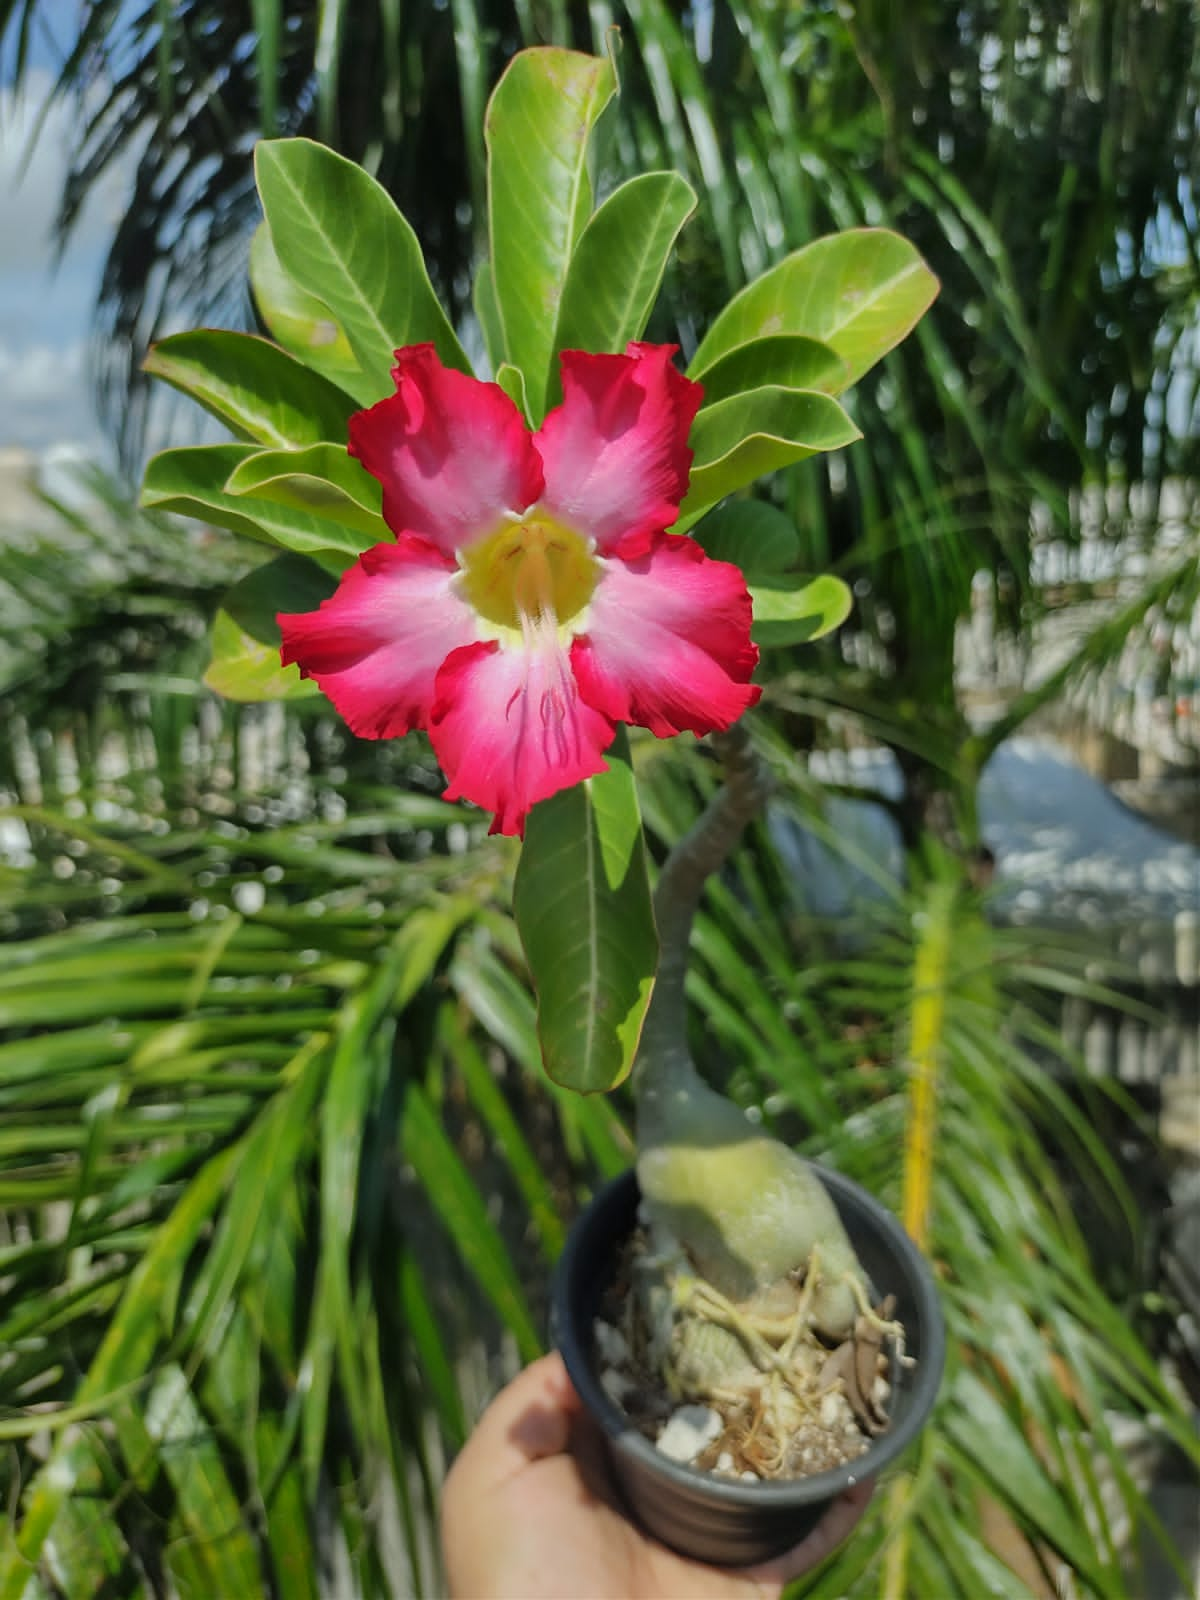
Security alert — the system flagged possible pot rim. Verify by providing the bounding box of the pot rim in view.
[554,1163,946,1506]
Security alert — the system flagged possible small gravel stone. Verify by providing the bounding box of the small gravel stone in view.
[655,1405,722,1463]
[594,1320,629,1366]
[819,1391,852,1429]
[600,1368,632,1405]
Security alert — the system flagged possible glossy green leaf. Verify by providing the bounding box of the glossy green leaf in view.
[141,445,373,558]
[143,330,357,448]
[223,552,338,647]
[254,139,470,403]
[749,573,853,646]
[473,258,505,373]
[513,729,657,1093]
[224,443,386,540]
[553,171,696,376]
[248,222,359,386]
[694,335,848,406]
[689,229,939,390]
[204,609,320,703]
[677,387,861,529]
[485,48,616,422]
[496,361,530,422]
[693,500,801,576]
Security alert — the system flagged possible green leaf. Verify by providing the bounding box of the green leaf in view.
[693,500,801,576]
[248,222,359,386]
[141,444,373,559]
[943,1369,1116,1589]
[224,443,386,541]
[496,362,530,423]
[678,387,861,529]
[749,573,853,646]
[222,552,338,646]
[253,139,470,404]
[397,1248,466,1448]
[694,335,849,406]
[552,171,696,375]
[485,48,616,422]
[440,1005,565,1261]
[401,1083,542,1361]
[0,1151,236,1596]
[142,1366,265,1597]
[251,0,280,133]
[473,259,505,373]
[142,329,357,448]
[689,229,939,391]
[513,729,657,1093]
[304,914,470,1492]
[204,609,320,703]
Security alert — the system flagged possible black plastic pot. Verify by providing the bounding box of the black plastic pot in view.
[552,1165,945,1569]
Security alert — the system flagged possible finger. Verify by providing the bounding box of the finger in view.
[747,1478,876,1587]
[448,1353,584,1494]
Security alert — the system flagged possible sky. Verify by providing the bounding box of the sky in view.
[0,35,134,463]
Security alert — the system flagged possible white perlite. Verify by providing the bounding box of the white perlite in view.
[593,1320,629,1367]
[600,1367,633,1406]
[655,1405,722,1464]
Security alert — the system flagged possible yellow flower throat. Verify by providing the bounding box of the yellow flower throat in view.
[457,516,598,636]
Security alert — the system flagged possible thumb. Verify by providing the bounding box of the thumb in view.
[446,1354,584,1496]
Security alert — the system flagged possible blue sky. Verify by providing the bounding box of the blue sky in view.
[0,8,133,459]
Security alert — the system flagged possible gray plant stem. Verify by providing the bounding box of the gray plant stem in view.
[633,721,770,1103]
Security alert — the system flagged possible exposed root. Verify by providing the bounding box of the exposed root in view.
[607,1228,902,1481]
[842,1270,906,1348]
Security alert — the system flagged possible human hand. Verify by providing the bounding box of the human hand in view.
[441,1352,875,1599]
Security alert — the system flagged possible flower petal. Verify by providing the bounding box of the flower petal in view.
[278,536,476,738]
[534,343,702,552]
[349,344,544,555]
[571,533,761,738]
[430,639,615,836]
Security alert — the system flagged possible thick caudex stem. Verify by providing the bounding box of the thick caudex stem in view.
[633,722,868,1401]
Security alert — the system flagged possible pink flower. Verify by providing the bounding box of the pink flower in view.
[279,342,760,835]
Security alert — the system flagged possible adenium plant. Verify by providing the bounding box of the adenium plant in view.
[142,43,936,1468]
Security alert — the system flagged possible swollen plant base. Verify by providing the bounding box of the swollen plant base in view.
[553,1168,945,1568]
[593,1219,905,1484]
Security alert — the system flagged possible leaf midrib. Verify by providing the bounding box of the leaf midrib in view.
[263,149,393,360]
[579,791,600,1084]
[565,176,690,349]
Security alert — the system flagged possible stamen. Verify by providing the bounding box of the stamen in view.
[456,512,597,638]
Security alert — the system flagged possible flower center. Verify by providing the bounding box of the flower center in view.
[457,514,598,635]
